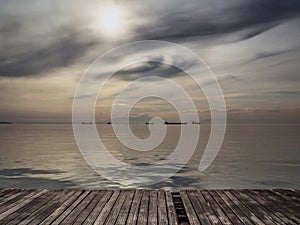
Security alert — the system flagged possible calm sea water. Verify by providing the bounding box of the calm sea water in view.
[0,124,299,190]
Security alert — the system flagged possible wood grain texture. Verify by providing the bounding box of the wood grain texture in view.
[0,189,298,225]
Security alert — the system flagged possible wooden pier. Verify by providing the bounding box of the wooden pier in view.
[0,189,299,224]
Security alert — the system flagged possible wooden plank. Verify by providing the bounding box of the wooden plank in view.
[0,188,12,196]
[72,191,106,225]
[137,190,150,225]
[23,190,77,225]
[0,189,21,201]
[223,190,265,225]
[231,190,281,225]
[0,190,34,211]
[4,190,59,225]
[180,190,201,225]
[50,190,91,225]
[276,189,300,203]
[185,190,212,225]
[114,190,135,225]
[166,191,179,225]
[93,190,121,225]
[194,190,222,225]
[272,189,300,207]
[214,190,256,225]
[83,190,114,225]
[158,190,168,225]
[243,190,291,224]
[201,190,234,225]
[39,190,84,225]
[148,190,158,225]
[60,190,99,225]
[126,189,143,225]
[270,189,300,207]
[0,189,48,221]
[104,190,127,225]
[289,189,300,198]
[0,189,18,198]
[252,190,300,224]
[0,189,299,225]
[208,190,245,225]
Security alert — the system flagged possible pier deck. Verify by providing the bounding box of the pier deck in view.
[0,189,299,224]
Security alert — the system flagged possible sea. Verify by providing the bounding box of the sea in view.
[0,124,299,190]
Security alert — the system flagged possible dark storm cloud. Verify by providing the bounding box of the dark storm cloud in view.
[0,29,97,77]
[117,61,163,75]
[1,0,300,78]
[113,55,195,81]
[0,0,100,77]
[114,62,182,81]
[134,0,300,41]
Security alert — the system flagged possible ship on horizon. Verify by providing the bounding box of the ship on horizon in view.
[164,121,187,125]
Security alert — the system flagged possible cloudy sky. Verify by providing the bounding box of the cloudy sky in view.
[0,0,300,123]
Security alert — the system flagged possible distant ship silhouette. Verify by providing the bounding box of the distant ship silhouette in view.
[82,122,93,125]
[164,121,187,125]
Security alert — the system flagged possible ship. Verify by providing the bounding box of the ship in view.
[164,121,187,125]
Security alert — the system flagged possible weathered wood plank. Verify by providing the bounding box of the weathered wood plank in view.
[72,190,106,225]
[0,189,48,221]
[0,189,34,212]
[93,190,121,225]
[137,190,150,225]
[148,190,158,225]
[51,190,91,225]
[165,191,179,225]
[0,189,21,202]
[289,189,300,197]
[0,189,299,225]
[126,189,143,225]
[180,190,202,225]
[186,190,212,225]
[60,190,99,225]
[272,189,300,207]
[104,190,127,225]
[252,190,300,224]
[214,190,256,225]
[114,190,135,225]
[24,190,76,225]
[39,190,84,225]
[83,190,114,225]
[0,188,12,196]
[193,190,222,225]
[223,190,265,225]
[243,190,291,224]
[276,189,300,203]
[158,190,168,225]
[208,190,245,225]
[4,190,60,225]
[230,190,278,225]
[201,190,234,225]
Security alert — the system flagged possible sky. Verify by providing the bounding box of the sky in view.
[0,0,300,124]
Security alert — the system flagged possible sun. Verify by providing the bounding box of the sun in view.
[101,7,120,32]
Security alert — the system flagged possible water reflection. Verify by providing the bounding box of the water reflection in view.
[0,124,299,190]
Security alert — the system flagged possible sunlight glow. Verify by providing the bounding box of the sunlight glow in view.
[101,7,120,32]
